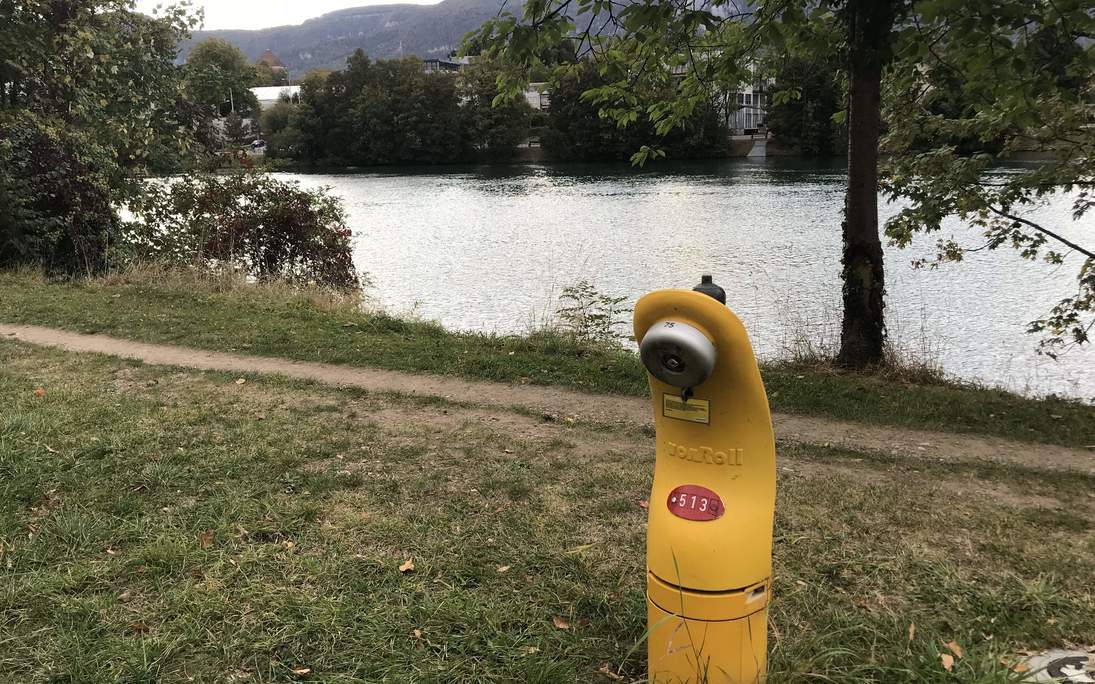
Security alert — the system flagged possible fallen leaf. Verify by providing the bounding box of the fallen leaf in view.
[521,646,540,656]
[1046,618,1058,625]
[235,378,247,386]
[105,547,120,556]
[129,621,150,633]
[942,640,964,658]
[907,623,916,642]
[198,530,214,549]
[598,663,623,680]
[34,387,45,397]
[940,653,955,672]
[413,628,422,639]
[496,565,511,573]
[552,616,570,630]
[289,665,311,676]
[637,500,649,509]
[399,559,415,574]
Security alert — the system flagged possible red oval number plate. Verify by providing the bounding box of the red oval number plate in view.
[667,484,724,521]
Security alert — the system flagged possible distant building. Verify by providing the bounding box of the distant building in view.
[422,56,471,74]
[250,85,301,110]
[726,81,768,134]
[257,50,287,71]
[669,59,769,135]
[524,83,551,111]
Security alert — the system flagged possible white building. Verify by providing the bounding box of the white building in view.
[524,83,551,111]
[725,82,768,134]
[250,85,301,110]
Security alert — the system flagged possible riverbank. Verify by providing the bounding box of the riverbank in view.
[261,162,1091,400]
[1,269,1091,447]
[3,331,1093,681]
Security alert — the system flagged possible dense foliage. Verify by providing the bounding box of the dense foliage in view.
[0,0,198,275]
[263,51,728,165]
[0,113,117,276]
[125,173,361,290]
[182,38,260,118]
[882,3,1095,357]
[766,56,846,157]
[262,52,533,165]
[0,3,358,288]
[543,62,729,161]
[255,62,290,87]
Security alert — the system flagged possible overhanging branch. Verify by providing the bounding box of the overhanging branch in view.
[987,205,1095,260]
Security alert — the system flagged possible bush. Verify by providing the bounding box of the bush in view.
[554,280,629,346]
[123,173,361,290]
[0,113,118,277]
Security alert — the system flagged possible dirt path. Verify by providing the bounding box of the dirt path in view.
[3,322,1091,473]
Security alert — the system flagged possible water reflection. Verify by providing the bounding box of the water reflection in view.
[275,160,1093,400]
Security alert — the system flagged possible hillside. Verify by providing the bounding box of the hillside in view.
[178,0,514,76]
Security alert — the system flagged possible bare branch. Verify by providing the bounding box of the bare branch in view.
[987,205,1095,260]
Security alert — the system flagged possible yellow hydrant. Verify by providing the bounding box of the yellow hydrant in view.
[634,276,776,684]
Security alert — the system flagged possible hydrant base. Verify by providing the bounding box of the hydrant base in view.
[647,597,767,684]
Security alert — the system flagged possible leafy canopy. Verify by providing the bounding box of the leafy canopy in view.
[0,0,200,274]
[184,37,260,117]
[469,0,1094,354]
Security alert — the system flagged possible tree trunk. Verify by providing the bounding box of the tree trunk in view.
[837,0,897,368]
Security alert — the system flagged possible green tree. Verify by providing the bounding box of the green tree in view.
[541,61,728,162]
[354,58,468,164]
[0,0,198,275]
[294,57,369,164]
[766,55,845,157]
[184,38,260,117]
[255,62,290,87]
[470,0,1093,366]
[292,53,472,165]
[260,101,305,158]
[224,111,250,147]
[458,59,534,160]
[882,2,1095,357]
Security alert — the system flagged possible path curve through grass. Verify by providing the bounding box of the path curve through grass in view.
[3,322,1091,473]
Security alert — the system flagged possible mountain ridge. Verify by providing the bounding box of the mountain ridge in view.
[178,0,514,77]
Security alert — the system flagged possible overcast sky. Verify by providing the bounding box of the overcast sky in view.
[136,0,440,31]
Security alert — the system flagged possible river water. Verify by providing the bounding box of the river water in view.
[274,160,1094,400]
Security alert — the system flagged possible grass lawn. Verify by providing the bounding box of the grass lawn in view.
[1,270,1092,448]
[2,341,1092,682]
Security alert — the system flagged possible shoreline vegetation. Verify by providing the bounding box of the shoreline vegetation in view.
[2,267,1091,449]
